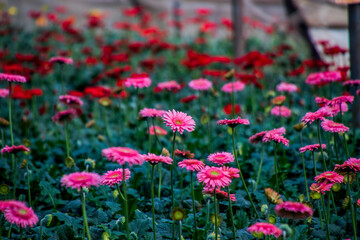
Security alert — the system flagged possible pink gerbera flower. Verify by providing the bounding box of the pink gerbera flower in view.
[274,201,313,220]
[220,166,240,179]
[188,78,212,91]
[262,127,289,146]
[343,80,360,86]
[315,97,329,107]
[249,131,267,144]
[59,95,83,107]
[162,110,195,134]
[148,126,167,136]
[52,109,77,124]
[61,172,101,191]
[197,166,231,189]
[124,76,151,88]
[207,152,234,165]
[0,89,9,98]
[139,108,166,118]
[334,158,360,173]
[310,181,333,194]
[315,171,344,183]
[157,80,181,91]
[357,198,360,207]
[101,168,131,187]
[49,56,74,64]
[327,96,354,107]
[3,205,38,228]
[202,186,236,201]
[221,81,245,93]
[217,117,250,128]
[247,222,282,238]
[175,149,195,158]
[299,144,326,153]
[0,200,27,211]
[144,153,173,165]
[102,147,145,166]
[0,73,27,83]
[1,145,30,154]
[302,109,331,125]
[178,159,205,171]
[270,106,292,118]
[276,82,299,93]
[321,119,349,133]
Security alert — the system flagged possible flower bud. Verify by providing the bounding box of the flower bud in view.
[65,156,75,168]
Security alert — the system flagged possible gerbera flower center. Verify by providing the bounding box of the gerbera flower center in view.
[109,173,120,178]
[210,171,220,176]
[174,119,183,125]
[74,176,90,181]
[17,209,28,215]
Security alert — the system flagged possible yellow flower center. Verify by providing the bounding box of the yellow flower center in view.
[174,119,183,125]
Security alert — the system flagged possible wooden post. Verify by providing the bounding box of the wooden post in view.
[232,0,244,57]
[348,4,360,129]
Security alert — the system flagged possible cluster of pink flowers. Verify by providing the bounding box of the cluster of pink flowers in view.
[0,200,38,228]
[270,106,292,118]
[305,71,341,86]
[262,127,289,146]
[310,171,343,194]
[188,78,212,91]
[334,158,360,173]
[302,109,331,124]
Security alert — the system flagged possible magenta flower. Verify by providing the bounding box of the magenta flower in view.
[162,110,195,134]
[124,76,151,89]
[1,145,30,154]
[0,89,9,98]
[276,82,299,93]
[59,95,83,107]
[101,168,131,187]
[221,81,245,93]
[321,119,349,133]
[49,56,74,64]
[270,106,292,118]
[207,152,234,165]
[302,109,331,124]
[178,159,205,172]
[247,222,282,238]
[102,147,145,166]
[157,80,181,91]
[274,201,313,220]
[139,108,166,118]
[217,117,249,128]
[197,166,231,190]
[144,153,173,165]
[188,78,212,91]
[315,171,344,183]
[0,201,38,228]
[61,172,101,191]
[0,73,27,83]
[310,181,333,194]
[299,144,326,153]
[52,109,77,124]
[220,166,240,179]
[262,127,289,146]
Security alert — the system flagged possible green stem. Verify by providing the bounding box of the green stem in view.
[20,227,23,240]
[213,188,218,240]
[123,165,130,240]
[343,133,350,159]
[179,220,182,240]
[226,186,236,240]
[191,172,198,239]
[273,142,280,192]
[320,195,330,240]
[334,133,340,163]
[151,165,156,240]
[8,82,16,199]
[316,120,327,171]
[158,164,162,199]
[255,143,264,191]
[347,173,357,240]
[312,152,317,176]
[27,164,31,206]
[65,122,70,157]
[301,152,310,201]
[231,128,259,218]
[80,189,91,240]
[170,131,177,240]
